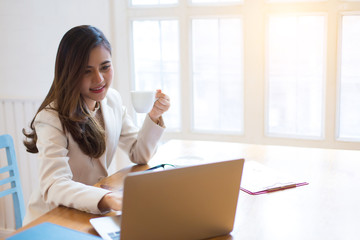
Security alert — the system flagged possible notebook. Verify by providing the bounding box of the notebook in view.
[7,222,101,240]
[240,161,308,195]
[90,158,244,240]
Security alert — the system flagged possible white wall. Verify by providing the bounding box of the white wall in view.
[0,0,112,99]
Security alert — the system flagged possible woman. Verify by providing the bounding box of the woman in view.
[22,25,170,224]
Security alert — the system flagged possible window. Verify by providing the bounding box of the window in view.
[338,15,360,141]
[131,20,180,129]
[267,0,325,2]
[191,0,242,3]
[115,0,360,149]
[266,15,326,139]
[192,18,244,133]
[131,0,177,6]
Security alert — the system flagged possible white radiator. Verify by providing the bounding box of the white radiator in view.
[0,98,41,230]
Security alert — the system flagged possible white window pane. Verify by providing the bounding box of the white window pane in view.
[268,0,325,2]
[132,20,180,130]
[192,18,244,133]
[131,0,177,6]
[191,0,242,3]
[338,16,360,141]
[267,16,325,138]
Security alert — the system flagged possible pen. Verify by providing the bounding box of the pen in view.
[240,182,309,195]
[265,184,298,193]
[145,163,176,171]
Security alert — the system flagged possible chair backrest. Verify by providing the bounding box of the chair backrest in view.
[0,134,25,229]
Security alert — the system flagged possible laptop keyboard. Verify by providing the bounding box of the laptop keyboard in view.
[108,231,120,240]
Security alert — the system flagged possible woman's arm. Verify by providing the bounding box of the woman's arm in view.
[35,109,111,214]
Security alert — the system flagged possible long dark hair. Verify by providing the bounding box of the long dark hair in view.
[23,25,111,158]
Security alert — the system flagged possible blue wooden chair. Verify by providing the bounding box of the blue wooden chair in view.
[0,134,25,229]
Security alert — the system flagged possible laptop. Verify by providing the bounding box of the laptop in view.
[90,158,244,240]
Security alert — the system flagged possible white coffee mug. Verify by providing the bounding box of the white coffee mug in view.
[130,91,156,113]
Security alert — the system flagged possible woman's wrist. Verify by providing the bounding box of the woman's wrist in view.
[98,192,123,212]
[148,112,160,124]
[148,114,164,127]
[98,193,112,212]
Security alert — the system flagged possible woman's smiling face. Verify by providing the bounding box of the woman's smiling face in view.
[80,45,113,110]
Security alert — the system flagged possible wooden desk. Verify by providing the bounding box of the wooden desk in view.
[10,140,360,240]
